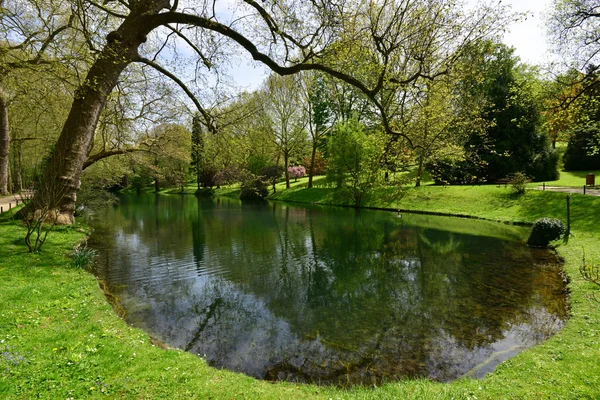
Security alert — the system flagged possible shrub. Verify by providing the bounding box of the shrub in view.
[527,218,566,248]
[288,165,306,181]
[508,172,530,195]
[199,166,219,188]
[261,165,284,193]
[239,173,268,200]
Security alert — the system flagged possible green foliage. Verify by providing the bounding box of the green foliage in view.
[508,172,531,195]
[563,121,600,170]
[429,42,558,183]
[580,250,600,302]
[246,154,272,176]
[527,218,566,248]
[72,242,97,269]
[260,165,284,193]
[128,124,192,192]
[326,118,385,207]
[239,173,269,200]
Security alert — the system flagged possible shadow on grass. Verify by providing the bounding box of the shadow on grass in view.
[512,191,600,235]
[561,170,600,178]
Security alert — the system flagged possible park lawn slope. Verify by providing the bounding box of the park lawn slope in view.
[1,185,600,399]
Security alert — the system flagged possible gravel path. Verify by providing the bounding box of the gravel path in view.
[534,185,600,196]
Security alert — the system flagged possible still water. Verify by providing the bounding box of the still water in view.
[89,195,569,386]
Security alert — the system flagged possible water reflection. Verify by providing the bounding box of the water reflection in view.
[89,195,568,385]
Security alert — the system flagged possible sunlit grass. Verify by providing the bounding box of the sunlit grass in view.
[534,169,600,187]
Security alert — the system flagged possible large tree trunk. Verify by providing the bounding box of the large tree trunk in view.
[27,2,168,224]
[0,87,10,196]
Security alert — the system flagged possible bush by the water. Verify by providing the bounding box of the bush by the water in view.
[240,176,269,200]
[527,218,566,247]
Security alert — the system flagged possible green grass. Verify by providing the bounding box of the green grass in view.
[540,169,600,187]
[2,185,600,399]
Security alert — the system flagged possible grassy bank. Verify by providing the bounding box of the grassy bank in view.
[1,185,600,399]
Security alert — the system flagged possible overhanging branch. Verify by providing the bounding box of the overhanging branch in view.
[133,55,216,133]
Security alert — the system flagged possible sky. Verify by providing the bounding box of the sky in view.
[227,0,554,91]
[501,0,552,66]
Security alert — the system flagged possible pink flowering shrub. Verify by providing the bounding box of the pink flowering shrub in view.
[288,165,306,181]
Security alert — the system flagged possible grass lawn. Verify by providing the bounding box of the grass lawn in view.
[540,169,600,187]
[1,184,600,399]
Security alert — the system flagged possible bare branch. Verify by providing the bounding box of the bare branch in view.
[164,24,212,69]
[133,55,216,133]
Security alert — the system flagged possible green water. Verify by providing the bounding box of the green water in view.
[89,195,569,386]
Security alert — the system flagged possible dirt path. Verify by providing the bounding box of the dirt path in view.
[534,185,600,196]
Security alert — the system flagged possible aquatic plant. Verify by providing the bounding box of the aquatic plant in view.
[72,242,97,269]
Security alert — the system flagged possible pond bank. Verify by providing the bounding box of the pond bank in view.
[1,185,599,399]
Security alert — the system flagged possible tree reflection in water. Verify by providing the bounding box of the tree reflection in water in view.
[89,195,569,386]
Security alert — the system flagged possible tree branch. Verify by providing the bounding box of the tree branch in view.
[133,55,216,133]
[83,147,146,170]
[164,24,212,69]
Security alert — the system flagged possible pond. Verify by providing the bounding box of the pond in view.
[89,195,569,386]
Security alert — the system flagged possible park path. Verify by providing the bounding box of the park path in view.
[0,192,32,214]
[534,185,600,196]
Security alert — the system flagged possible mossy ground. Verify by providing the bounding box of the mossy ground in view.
[1,182,600,399]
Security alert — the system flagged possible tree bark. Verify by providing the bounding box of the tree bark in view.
[284,152,290,189]
[0,87,10,196]
[415,154,424,187]
[28,1,169,224]
[11,139,23,193]
[308,142,317,188]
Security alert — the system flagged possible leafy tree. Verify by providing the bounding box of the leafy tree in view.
[563,121,600,170]
[429,42,558,183]
[288,165,306,182]
[540,70,592,148]
[550,72,600,170]
[262,74,308,189]
[261,165,284,193]
[129,124,191,193]
[406,75,484,187]
[0,0,75,195]
[301,72,331,188]
[327,118,386,208]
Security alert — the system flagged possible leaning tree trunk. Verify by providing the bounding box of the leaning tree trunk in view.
[27,2,168,224]
[0,87,10,196]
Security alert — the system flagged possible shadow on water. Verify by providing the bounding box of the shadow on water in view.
[89,195,569,387]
